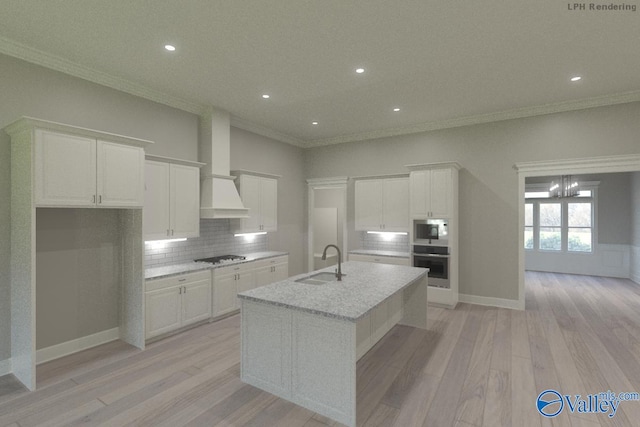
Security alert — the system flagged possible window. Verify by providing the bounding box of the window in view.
[567,202,592,252]
[524,203,534,250]
[524,183,596,253]
[539,202,562,251]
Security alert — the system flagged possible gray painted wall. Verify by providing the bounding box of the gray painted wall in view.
[0,53,196,362]
[0,129,10,362]
[632,173,640,282]
[0,54,305,362]
[304,102,640,301]
[36,209,121,349]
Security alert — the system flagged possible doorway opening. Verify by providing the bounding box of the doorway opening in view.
[515,155,640,310]
[306,177,348,273]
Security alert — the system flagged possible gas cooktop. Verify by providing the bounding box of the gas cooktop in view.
[194,255,246,265]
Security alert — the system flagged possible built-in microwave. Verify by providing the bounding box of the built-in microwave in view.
[414,219,448,244]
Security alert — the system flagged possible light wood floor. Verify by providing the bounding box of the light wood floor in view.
[1,272,640,426]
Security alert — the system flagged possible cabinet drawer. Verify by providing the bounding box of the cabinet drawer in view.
[146,270,211,292]
[252,256,288,269]
[213,261,253,277]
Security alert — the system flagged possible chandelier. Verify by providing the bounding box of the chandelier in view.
[549,175,579,198]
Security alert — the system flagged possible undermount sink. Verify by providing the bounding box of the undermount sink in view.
[294,271,344,285]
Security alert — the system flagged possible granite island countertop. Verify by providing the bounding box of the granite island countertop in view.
[145,251,289,280]
[238,261,427,321]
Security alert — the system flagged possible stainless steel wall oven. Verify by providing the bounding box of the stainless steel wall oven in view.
[412,245,450,288]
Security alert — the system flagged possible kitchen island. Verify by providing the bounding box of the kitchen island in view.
[238,261,428,427]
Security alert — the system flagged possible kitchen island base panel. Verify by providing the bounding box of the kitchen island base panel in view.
[240,273,428,427]
[241,299,356,427]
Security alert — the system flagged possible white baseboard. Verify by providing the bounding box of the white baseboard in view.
[459,293,523,310]
[0,358,11,376]
[36,327,120,365]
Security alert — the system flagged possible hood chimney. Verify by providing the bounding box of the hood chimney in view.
[199,107,249,218]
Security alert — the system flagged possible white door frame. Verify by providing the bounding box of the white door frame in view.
[306,177,349,273]
[514,154,640,310]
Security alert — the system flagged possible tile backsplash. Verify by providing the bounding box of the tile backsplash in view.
[145,219,267,268]
[358,231,410,253]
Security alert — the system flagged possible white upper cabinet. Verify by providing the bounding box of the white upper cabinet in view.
[97,140,145,207]
[354,179,382,231]
[233,171,280,233]
[34,129,145,208]
[35,130,96,206]
[409,165,458,219]
[144,157,203,240]
[355,176,409,232]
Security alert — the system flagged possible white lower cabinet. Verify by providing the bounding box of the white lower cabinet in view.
[213,263,256,316]
[145,270,211,339]
[254,256,289,287]
[348,253,410,266]
[212,255,289,318]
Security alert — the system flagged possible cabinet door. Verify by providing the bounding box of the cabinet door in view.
[239,175,262,232]
[170,164,200,238]
[272,262,288,282]
[235,270,256,308]
[410,170,429,218]
[34,130,96,207]
[145,287,181,338]
[429,168,451,218]
[182,279,212,326]
[260,178,278,232]
[213,274,238,317]
[254,265,273,288]
[382,178,409,232]
[143,161,171,240]
[355,180,383,231]
[97,140,145,207]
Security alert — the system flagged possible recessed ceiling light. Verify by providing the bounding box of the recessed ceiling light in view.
[164,44,176,52]
[312,121,319,125]
[355,68,365,74]
[570,76,582,82]
[393,107,400,112]
[262,94,270,99]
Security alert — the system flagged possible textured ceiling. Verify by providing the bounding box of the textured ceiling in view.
[1,0,639,147]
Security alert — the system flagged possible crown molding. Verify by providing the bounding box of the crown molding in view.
[230,116,306,147]
[0,36,205,115]
[303,90,640,148]
[306,176,349,186]
[514,154,640,175]
[3,35,640,150]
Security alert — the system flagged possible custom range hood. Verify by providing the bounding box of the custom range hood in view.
[199,108,249,219]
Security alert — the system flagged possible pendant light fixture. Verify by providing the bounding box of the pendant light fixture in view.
[550,175,579,198]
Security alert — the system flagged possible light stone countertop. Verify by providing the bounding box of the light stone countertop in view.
[348,249,410,258]
[145,251,289,280]
[238,261,427,321]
